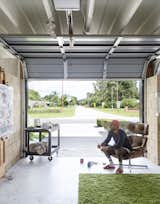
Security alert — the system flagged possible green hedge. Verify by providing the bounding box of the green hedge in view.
[120,98,138,108]
[29,107,61,114]
[96,119,129,130]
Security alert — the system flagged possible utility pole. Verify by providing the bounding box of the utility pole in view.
[116,81,120,110]
[111,86,114,109]
[116,81,119,102]
[61,80,64,108]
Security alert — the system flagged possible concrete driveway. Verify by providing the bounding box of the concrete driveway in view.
[29,106,139,137]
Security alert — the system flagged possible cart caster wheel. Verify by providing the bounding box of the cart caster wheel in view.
[29,156,34,161]
[48,156,53,161]
[24,152,27,158]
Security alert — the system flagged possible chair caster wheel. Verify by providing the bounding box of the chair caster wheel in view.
[48,156,53,161]
[29,156,34,161]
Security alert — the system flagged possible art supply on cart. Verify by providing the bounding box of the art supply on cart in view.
[34,119,41,128]
[80,158,84,164]
[87,161,107,168]
[87,161,98,168]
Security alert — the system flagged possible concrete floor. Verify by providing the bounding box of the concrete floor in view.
[7,106,153,203]
[0,154,160,204]
[54,136,107,157]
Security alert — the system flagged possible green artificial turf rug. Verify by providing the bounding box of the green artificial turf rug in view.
[79,174,160,204]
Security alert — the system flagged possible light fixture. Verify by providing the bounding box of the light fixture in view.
[42,0,56,37]
[54,0,80,11]
[47,18,56,37]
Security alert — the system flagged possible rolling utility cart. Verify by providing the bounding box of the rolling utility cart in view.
[24,124,60,161]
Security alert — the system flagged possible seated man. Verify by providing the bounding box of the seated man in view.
[97,120,132,174]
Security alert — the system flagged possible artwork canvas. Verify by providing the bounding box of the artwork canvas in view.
[0,84,14,137]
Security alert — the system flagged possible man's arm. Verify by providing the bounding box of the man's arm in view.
[113,130,126,149]
[101,131,112,146]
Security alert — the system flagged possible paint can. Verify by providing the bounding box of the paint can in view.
[80,158,84,164]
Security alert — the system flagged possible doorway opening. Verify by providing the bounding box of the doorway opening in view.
[27,80,140,157]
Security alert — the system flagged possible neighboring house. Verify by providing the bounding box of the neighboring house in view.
[28,100,50,108]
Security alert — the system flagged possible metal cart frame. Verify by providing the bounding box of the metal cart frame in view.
[24,125,60,161]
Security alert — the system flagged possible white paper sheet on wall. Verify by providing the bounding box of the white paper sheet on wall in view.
[0,84,14,137]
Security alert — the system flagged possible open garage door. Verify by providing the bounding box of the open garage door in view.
[2,36,160,80]
[1,36,160,80]
[25,57,145,79]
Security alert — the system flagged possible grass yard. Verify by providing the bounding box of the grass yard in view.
[28,106,75,118]
[79,174,160,204]
[95,107,139,117]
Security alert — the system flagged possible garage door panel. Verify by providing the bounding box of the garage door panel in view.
[108,65,142,73]
[26,58,63,65]
[68,65,103,73]
[68,58,104,65]
[28,72,63,79]
[68,72,103,79]
[26,57,144,79]
[108,58,145,65]
[27,65,63,73]
[107,72,141,78]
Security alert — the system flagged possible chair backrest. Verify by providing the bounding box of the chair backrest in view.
[128,135,147,148]
[127,123,149,136]
[127,122,149,150]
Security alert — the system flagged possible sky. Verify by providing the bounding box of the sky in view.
[28,80,140,100]
[28,80,95,100]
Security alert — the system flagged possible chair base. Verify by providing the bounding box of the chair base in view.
[114,164,148,168]
[114,159,148,169]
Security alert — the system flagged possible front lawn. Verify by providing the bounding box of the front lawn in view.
[94,107,139,117]
[28,106,75,118]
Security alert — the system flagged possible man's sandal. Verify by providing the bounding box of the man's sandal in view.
[103,164,115,169]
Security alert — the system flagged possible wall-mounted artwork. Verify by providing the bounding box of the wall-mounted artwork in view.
[0,84,14,137]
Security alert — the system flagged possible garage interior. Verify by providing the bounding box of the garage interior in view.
[1,0,160,203]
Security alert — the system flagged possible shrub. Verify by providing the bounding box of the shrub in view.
[29,107,61,114]
[96,119,108,127]
[120,98,138,108]
[96,119,129,130]
[96,119,111,128]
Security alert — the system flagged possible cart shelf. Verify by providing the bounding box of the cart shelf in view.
[24,124,60,161]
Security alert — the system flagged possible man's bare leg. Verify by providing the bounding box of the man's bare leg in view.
[100,146,115,169]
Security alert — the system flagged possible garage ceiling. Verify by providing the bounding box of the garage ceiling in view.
[1,0,160,79]
[1,0,160,35]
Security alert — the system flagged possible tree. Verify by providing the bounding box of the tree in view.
[84,80,139,108]
[43,91,59,106]
[69,96,78,105]
[29,89,41,100]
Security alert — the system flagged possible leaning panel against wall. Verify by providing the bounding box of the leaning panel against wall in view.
[0,54,24,175]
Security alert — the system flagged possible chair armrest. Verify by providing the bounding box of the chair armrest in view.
[132,146,143,151]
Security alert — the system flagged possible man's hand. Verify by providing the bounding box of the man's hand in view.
[97,144,101,149]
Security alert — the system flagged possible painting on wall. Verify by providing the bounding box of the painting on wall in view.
[0,84,14,137]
